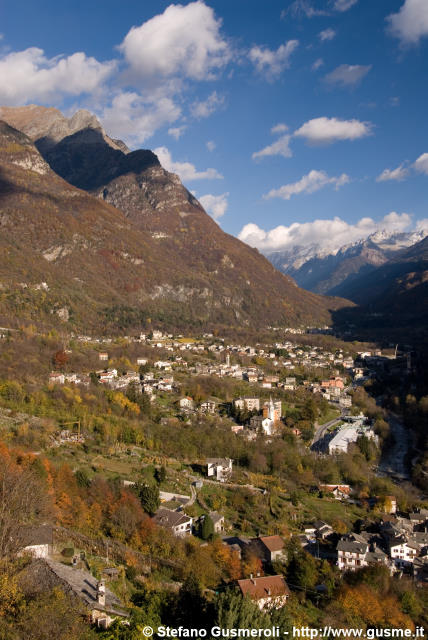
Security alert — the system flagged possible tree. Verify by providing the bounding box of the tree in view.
[137,483,160,516]
[174,575,207,628]
[154,466,167,485]
[0,451,52,559]
[213,590,268,630]
[200,515,214,541]
[53,350,68,368]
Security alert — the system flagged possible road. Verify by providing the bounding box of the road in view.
[311,416,343,450]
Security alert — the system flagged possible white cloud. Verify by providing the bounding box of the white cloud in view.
[154,146,223,181]
[119,1,231,81]
[334,0,358,12]
[271,123,288,134]
[190,91,225,119]
[199,192,229,219]
[206,140,216,152]
[312,58,324,71]
[324,64,371,86]
[414,152,428,175]
[294,116,372,145]
[238,212,414,253]
[386,0,428,45]
[286,1,329,18]
[248,40,299,80]
[0,47,115,105]
[101,92,181,146]
[252,135,292,160]
[168,125,187,140]
[319,28,336,41]
[264,169,350,200]
[377,164,409,182]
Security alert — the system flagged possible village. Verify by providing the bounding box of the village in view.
[0,324,422,633]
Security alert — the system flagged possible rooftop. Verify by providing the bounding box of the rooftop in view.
[237,575,290,600]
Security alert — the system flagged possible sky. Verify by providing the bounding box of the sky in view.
[1,0,428,253]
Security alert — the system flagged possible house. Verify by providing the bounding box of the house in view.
[200,400,216,415]
[152,507,193,537]
[389,537,419,567]
[206,458,233,482]
[337,535,369,571]
[18,558,128,628]
[49,372,65,385]
[18,525,53,559]
[237,575,290,610]
[136,358,148,366]
[319,484,351,500]
[234,397,260,412]
[99,352,109,361]
[339,396,352,408]
[179,396,194,411]
[257,536,287,564]
[304,520,334,542]
[231,425,244,434]
[211,512,225,533]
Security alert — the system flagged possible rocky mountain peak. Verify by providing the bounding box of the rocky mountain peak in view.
[0,104,130,155]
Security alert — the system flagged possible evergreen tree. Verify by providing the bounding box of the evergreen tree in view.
[137,483,160,515]
[200,514,215,540]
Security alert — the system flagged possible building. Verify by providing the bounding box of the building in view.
[319,485,351,500]
[234,397,260,412]
[199,400,216,414]
[237,575,290,610]
[337,536,369,571]
[152,507,193,537]
[389,537,419,567]
[253,397,281,436]
[206,458,233,482]
[327,423,378,455]
[257,536,287,564]
[179,396,194,411]
[19,558,128,628]
[99,352,109,361]
[262,399,282,419]
[18,525,53,559]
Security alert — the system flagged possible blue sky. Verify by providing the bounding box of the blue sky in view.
[1,0,427,252]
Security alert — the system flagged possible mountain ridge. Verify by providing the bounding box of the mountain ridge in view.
[0,112,349,332]
[266,230,427,297]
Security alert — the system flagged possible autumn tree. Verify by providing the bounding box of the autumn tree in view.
[0,447,52,558]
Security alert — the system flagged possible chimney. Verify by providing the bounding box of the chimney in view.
[97,580,106,607]
[250,574,256,584]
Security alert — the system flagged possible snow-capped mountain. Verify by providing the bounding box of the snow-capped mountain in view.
[265,229,428,296]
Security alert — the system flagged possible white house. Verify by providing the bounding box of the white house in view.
[206,458,233,482]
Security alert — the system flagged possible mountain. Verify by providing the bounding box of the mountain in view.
[0,110,348,332]
[332,236,428,334]
[266,230,427,298]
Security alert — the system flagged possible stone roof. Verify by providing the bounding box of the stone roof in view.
[337,538,368,554]
[209,511,224,525]
[18,559,128,617]
[19,525,53,547]
[152,507,191,529]
[238,575,290,601]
